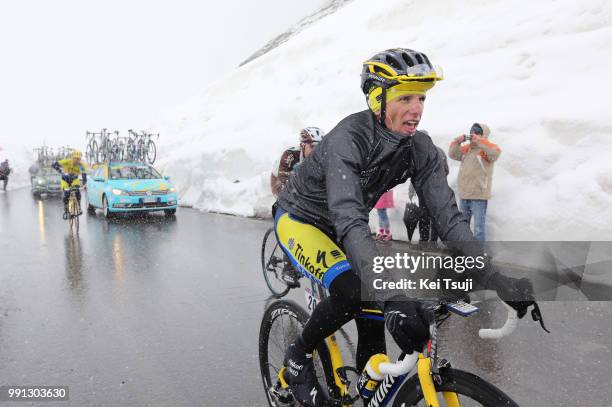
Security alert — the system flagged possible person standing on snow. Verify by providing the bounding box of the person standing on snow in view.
[448,123,501,242]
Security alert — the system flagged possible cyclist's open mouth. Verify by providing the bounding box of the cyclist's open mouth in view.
[402,120,419,134]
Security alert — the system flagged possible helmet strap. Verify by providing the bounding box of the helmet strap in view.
[379,86,387,127]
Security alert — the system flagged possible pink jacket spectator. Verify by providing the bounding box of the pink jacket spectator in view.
[374,190,394,209]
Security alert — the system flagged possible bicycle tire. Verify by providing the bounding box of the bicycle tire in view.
[259,300,334,407]
[74,211,79,233]
[99,141,108,163]
[68,195,80,233]
[146,140,157,164]
[391,367,519,407]
[86,143,93,163]
[91,141,99,164]
[126,141,136,162]
[261,227,290,298]
[111,141,122,162]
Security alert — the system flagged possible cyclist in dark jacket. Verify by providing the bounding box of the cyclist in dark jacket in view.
[274,48,534,407]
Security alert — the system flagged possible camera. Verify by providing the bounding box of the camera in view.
[463,134,472,142]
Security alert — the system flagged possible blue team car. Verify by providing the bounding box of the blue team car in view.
[86,162,178,217]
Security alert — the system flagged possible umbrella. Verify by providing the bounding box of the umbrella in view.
[404,201,424,242]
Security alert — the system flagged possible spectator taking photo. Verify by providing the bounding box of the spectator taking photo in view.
[448,123,501,242]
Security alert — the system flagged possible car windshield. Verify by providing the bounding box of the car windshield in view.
[41,168,60,177]
[110,165,162,180]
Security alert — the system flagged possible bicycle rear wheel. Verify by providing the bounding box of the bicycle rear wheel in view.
[146,140,157,164]
[86,143,93,163]
[392,368,518,407]
[111,142,123,161]
[91,141,99,164]
[99,142,108,163]
[261,227,291,298]
[259,300,333,407]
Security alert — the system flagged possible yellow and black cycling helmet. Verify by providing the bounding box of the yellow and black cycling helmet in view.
[361,48,443,124]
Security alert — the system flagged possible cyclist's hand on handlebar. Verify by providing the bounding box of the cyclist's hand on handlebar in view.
[488,272,534,318]
[384,297,429,354]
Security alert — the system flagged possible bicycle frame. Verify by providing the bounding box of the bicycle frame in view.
[278,284,468,407]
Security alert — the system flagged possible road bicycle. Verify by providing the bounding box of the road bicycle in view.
[259,276,549,406]
[127,129,158,164]
[141,131,158,164]
[34,146,57,167]
[85,131,98,163]
[96,129,120,163]
[125,130,140,162]
[110,136,129,162]
[63,174,82,233]
[261,227,300,298]
[86,129,160,164]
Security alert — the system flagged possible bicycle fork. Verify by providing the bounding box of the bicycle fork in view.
[417,312,461,407]
[417,353,460,407]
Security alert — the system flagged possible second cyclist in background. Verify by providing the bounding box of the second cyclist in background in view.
[270,127,326,197]
[52,150,88,219]
[269,127,325,289]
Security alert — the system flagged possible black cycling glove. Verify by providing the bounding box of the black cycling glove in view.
[384,297,429,354]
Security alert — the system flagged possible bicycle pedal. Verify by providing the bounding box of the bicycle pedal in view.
[269,385,294,404]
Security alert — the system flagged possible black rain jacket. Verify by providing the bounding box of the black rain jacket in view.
[277,110,488,301]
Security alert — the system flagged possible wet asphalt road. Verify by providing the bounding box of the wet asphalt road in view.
[0,187,611,406]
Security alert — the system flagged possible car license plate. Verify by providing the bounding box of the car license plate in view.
[143,197,157,203]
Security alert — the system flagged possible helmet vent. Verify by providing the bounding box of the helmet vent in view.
[401,53,413,67]
[385,55,403,71]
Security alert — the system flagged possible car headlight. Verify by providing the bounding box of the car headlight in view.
[169,187,176,193]
[37,179,45,185]
[112,189,125,196]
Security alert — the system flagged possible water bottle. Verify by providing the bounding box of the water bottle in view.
[356,353,390,402]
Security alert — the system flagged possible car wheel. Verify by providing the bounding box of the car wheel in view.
[164,209,176,216]
[103,195,114,218]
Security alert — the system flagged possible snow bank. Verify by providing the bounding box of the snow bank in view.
[156,0,612,240]
[0,143,33,191]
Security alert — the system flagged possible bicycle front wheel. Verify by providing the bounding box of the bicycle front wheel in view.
[259,300,332,407]
[68,196,80,233]
[392,368,519,407]
[261,227,290,298]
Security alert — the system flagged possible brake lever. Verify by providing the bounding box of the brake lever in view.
[531,302,550,333]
